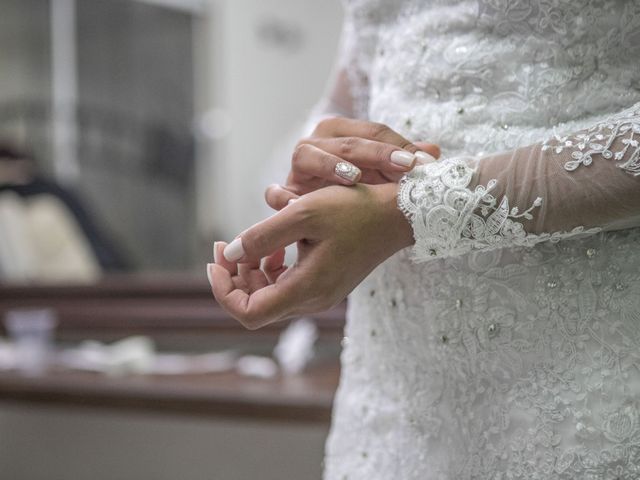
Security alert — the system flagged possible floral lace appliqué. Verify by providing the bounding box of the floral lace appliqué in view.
[542,106,640,176]
[398,158,599,262]
[325,1,640,479]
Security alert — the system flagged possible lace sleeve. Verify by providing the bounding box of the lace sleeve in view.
[304,7,369,131]
[304,2,377,129]
[398,103,640,262]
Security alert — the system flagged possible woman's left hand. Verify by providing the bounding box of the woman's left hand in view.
[264,117,440,211]
[207,182,413,329]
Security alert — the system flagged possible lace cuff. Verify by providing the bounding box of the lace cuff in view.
[397,103,640,263]
[398,159,600,263]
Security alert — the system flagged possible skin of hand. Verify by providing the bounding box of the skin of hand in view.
[207,182,414,329]
[264,117,440,210]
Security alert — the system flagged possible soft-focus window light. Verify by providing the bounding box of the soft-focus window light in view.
[198,108,233,140]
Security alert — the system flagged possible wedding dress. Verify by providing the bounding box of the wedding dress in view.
[321,1,640,479]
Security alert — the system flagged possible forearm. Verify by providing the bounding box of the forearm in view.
[377,182,415,253]
[398,103,640,262]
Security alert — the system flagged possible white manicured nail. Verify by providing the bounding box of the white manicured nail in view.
[213,242,221,264]
[287,198,298,205]
[206,263,214,287]
[334,161,361,182]
[224,238,245,262]
[390,150,416,167]
[415,151,437,164]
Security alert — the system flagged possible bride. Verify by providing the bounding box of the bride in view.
[207,1,640,478]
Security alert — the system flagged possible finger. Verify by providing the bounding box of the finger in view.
[299,137,417,172]
[291,143,361,185]
[209,262,237,301]
[213,241,238,276]
[231,273,250,293]
[209,263,256,326]
[414,142,441,162]
[238,257,262,292]
[222,203,306,263]
[209,263,296,329]
[263,248,287,284]
[265,184,300,211]
[312,117,431,157]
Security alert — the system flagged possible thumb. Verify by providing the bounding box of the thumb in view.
[414,142,441,163]
[222,204,305,263]
[264,184,300,211]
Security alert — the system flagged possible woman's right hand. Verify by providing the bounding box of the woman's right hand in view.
[209,182,413,328]
[265,116,441,210]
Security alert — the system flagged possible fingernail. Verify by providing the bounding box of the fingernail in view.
[334,161,361,182]
[206,263,214,287]
[415,151,437,164]
[287,198,298,205]
[213,242,221,263]
[390,150,416,167]
[223,237,245,262]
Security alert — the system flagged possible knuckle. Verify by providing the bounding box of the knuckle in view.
[264,184,277,202]
[374,143,392,162]
[293,201,316,222]
[367,122,391,140]
[291,143,309,167]
[315,116,340,133]
[289,203,318,232]
[295,137,313,149]
[297,136,313,144]
[338,136,358,157]
[249,231,270,256]
[400,141,418,153]
[240,230,262,259]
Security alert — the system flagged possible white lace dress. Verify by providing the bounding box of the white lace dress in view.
[322,1,640,479]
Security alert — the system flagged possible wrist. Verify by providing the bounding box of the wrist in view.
[376,182,415,252]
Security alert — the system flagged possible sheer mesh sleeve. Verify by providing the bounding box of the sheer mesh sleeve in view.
[303,10,363,131]
[304,3,376,129]
[267,11,365,188]
[398,103,640,262]
[303,67,355,137]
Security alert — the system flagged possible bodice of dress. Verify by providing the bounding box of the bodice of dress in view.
[329,233,640,480]
[344,0,640,156]
[323,1,640,479]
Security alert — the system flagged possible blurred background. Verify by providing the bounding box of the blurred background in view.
[0,0,343,278]
[0,0,345,478]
